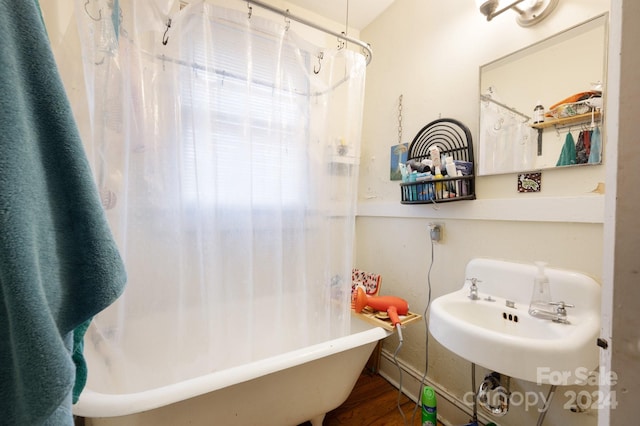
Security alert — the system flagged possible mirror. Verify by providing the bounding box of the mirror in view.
[478,14,607,176]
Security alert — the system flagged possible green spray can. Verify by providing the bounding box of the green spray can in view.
[421,386,437,426]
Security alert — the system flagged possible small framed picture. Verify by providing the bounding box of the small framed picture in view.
[390,143,409,181]
[518,172,542,192]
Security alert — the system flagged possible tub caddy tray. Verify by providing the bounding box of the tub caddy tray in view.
[352,309,422,331]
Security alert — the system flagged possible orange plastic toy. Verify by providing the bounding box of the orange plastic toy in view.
[354,287,409,326]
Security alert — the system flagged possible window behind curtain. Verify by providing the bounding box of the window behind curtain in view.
[178,18,311,209]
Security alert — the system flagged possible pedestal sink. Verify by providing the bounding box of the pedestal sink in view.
[429,258,601,385]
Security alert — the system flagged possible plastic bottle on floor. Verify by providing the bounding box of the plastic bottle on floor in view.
[421,386,437,426]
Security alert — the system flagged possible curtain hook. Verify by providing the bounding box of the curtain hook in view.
[84,0,102,21]
[247,2,252,19]
[337,32,346,50]
[284,9,291,31]
[313,51,323,74]
[162,18,172,45]
[362,43,371,63]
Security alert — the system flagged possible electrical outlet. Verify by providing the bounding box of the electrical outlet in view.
[429,223,442,243]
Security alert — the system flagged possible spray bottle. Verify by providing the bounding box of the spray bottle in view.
[421,386,437,426]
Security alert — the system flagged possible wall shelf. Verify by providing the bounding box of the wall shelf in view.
[400,118,475,204]
[531,111,601,129]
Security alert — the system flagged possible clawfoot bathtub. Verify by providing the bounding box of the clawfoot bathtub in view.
[74,315,390,425]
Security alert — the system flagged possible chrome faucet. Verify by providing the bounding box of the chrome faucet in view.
[529,301,574,324]
[468,278,482,300]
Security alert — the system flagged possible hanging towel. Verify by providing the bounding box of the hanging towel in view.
[575,130,589,164]
[556,132,577,166]
[588,126,602,164]
[584,129,591,158]
[0,1,127,424]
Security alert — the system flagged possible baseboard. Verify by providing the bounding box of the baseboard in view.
[378,348,494,426]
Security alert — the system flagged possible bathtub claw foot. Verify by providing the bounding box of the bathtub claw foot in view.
[309,413,325,426]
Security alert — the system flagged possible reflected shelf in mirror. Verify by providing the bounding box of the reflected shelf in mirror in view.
[531,111,601,130]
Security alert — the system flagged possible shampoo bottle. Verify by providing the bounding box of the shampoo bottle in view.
[529,261,552,315]
[421,386,437,426]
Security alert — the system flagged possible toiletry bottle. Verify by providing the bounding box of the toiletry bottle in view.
[533,101,545,124]
[444,156,457,177]
[409,172,418,201]
[433,166,443,199]
[424,171,434,200]
[422,386,437,426]
[445,157,458,195]
[456,170,466,196]
[529,261,552,315]
[429,146,441,171]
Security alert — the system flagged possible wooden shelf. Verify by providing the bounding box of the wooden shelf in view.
[352,309,422,331]
[531,111,601,129]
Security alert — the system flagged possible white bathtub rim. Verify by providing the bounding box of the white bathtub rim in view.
[73,318,390,418]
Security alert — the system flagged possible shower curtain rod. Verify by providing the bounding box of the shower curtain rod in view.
[244,0,373,65]
[480,94,531,120]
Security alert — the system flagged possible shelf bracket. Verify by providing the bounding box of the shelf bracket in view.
[537,128,543,156]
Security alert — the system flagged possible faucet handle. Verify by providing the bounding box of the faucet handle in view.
[549,301,574,315]
[466,277,483,286]
[466,277,482,300]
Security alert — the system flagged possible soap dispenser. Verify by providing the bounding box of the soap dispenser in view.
[529,261,552,315]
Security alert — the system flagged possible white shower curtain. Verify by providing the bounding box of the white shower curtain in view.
[479,99,536,175]
[74,0,365,392]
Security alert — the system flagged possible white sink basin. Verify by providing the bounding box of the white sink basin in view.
[429,258,601,385]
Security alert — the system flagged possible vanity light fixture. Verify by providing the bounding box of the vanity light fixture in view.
[475,0,559,27]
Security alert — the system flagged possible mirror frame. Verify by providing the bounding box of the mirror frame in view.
[477,13,609,176]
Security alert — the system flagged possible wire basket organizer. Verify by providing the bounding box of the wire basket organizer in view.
[400,118,476,204]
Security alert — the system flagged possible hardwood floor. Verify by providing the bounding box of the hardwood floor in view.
[299,371,442,426]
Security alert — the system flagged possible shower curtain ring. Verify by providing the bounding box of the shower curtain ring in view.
[84,0,102,21]
[337,32,346,50]
[362,43,372,63]
[162,18,172,46]
[313,52,324,74]
[284,9,291,31]
[247,2,252,19]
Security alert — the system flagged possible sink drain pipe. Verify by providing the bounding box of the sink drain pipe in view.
[466,363,504,426]
[468,364,558,426]
[477,372,510,417]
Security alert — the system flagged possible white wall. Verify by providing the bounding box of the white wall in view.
[357,1,609,425]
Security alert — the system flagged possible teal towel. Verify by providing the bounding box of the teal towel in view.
[588,126,602,164]
[0,0,127,424]
[556,132,577,166]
